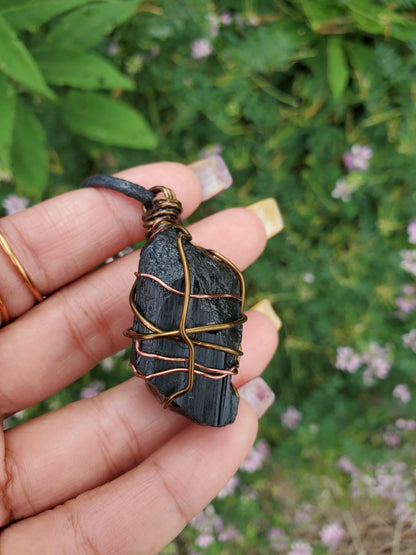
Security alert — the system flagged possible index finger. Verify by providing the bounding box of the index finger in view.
[0,162,205,320]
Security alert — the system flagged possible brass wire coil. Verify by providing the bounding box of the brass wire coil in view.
[125,186,247,407]
[0,232,43,304]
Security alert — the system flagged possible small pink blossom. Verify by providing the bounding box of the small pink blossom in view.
[396,292,416,314]
[191,39,213,59]
[288,540,313,555]
[393,384,411,403]
[343,144,373,171]
[268,527,289,552]
[2,194,29,215]
[108,42,119,55]
[320,521,345,551]
[400,250,416,276]
[331,179,352,202]
[294,502,313,525]
[335,346,362,373]
[281,406,302,430]
[217,474,240,498]
[403,329,416,353]
[383,431,401,447]
[195,533,215,548]
[337,456,360,476]
[407,220,416,244]
[240,439,269,472]
[395,418,416,430]
[220,12,232,25]
[218,526,240,542]
[371,357,391,379]
[80,380,105,399]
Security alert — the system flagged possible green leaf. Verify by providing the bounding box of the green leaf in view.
[226,22,306,74]
[2,0,95,30]
[33,49,134,91]
[347,1,416,42]
[327,36,349,102]
[58,91,157,149]
[11,98,48,198]
[0,74,15,171]
[42,0,143,51]
[0,15,55,99]
[300,0,350,33]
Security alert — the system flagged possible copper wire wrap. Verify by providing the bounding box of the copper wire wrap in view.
[124,186,247,407]
[0,232,44,304]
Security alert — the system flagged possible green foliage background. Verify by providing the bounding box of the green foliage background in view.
[1,0,416,551]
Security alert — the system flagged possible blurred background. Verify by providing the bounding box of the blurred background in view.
[1,1,415,553]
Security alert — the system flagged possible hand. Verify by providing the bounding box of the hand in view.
[0,162,278,553]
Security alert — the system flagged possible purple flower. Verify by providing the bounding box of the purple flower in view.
[335,346,362,373]
[370,357,391,379]
[2,194,29,215]
[360,342,392,382]
[217,474,240,498]
[281,406,302,430]
[288,540,313,555]
[337,456,360,476]
[320,522,345,551]
[268,527,289,552]
[80,380,105,399]
[218,526,240,542]
[383,431,401,447]
[191,39,213,59]
[343,144,373,172]
[195,533,215,548]
[240,439,269,472]
[395,418,416,431]
[108,42,119,55]
[220,12,232,25]
[407,220,416,244]
[331,179,352,202]
[294,502,313,525]
[393,384,411,403]
[396,284,416,314]
[400,250,416,276]
[403,329,416,353]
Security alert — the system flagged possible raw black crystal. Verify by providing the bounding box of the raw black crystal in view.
[129,227,243,427]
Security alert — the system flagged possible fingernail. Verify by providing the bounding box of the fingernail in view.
[239,377,275,419]
[188,155,233,201]
[250,299,282,331]
[246,198,284,239]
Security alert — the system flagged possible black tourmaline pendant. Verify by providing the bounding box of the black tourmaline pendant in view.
[124,186,247,427]
[80,176,246,427]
